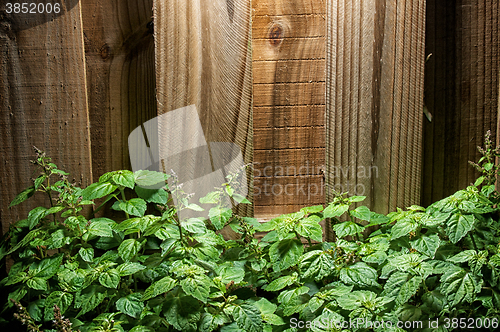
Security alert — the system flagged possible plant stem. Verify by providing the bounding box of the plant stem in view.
[120,188,130,219]
[470,232,479,254]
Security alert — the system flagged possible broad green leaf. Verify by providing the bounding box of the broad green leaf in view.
[296,218,323,242]
[79,247,94,262]
[440,267,482,306]
[447,250,476,264]
[117,262,146,276]
[186,203,204,211]
[348,196,366,203]
[134,170,167,187]
[233,304,264,332]
[299,250,335,281]
[117,293,144,318]
[163,293,201,331]
[181,274,212,303]
[340,262,379,287]
[28,206,48,229]
[350,206,371,221]
[130,327,155,332]
[118,239,142,262]
[10,186,35,207]
[75,285,107,317]
[332,221,364,238]
[142,276,176,301]
[232,193,251,204]
[119,198,147,217]
[300,205,324,214]
[86,218,114,237]
[269,239,304,272]
[209,207,232,230]
[323,203,349,218]
[27,277,48,291]
[316,282,353,301]
[44,291,73,320]
[382,272,422,305]
[391,218,418,240]
[199,191,220,204]
[29,254,63,278]
[265,274,298,292]
[99,268,120,289]
[277,286,309,305]
[181,218,207,234]
[82,182,117,200]
[135,186,168,204]
[112,171,135,189]
[411,233,441,258]
[254,298,277,315]
[337,290,378,310]
[446,213,475,244]
[219,263,245,284]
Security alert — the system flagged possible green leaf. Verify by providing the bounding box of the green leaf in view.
[447,250,476,264]
[277,286,309,305]
[391,218,418,240]
[87,218,114,237]
[117,293,144,318]
[163,292,201,331]
[209,207,232,230]
[130,327,155,332]
[28,206,48,229]
[337,290,378,310]
[134,170,167,187]
[9,186,35,207]
[269,239,304,272]
[186,203,204,211]
[254,298,277,315]
[135,187,168,204]
[181,218,207,234]
[79,247,94,262]
[82,182,117,200]
[112,171,135,189]
[446,213,475,244]
[117,262,146,276]
[232,193,251,204]
[299,250,335,281]
[300,205,324,214]
[350,206,371,221]
[339,262,379,287]
[181,274,212,303]
[29,254,63,278]
[296,218,323,242]
[119,198,147,217]
[411,233,441,258]
[219,263,245,284]
[118,239,142,262]
[323,203,349,218]
[44,291,73,320]
[27,277,48,291]
[200,191,220,204]
[99,268,120,289]
[265,274,298,292]
[382,272,422,305]
[233,304,264,332]
[332,221,364,238]
[142,276,176,301]
[75,285,107,317]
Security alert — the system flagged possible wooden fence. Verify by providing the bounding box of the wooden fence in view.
[1,0,499,240]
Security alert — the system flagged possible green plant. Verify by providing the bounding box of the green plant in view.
[1,133,500,332]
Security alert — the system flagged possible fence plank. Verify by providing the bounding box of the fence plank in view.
[154,0,253,216]
[0,1,91,236]
[81,0,156,181]
[423,0,500,206]
[326,0,426,241]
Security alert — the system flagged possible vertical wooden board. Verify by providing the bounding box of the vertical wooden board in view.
[326,0,426,228]
[81,0,156,181]
[154,0,253,216]
[0,1,91,236]
[253,0,326,219]
[422,0,500,207]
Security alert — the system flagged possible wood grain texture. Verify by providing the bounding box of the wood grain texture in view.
[253,0,326,217]
[81,0,156,181]
[0,1,91,236]
[326,0,426,239]
[154,0,253,216]
[422,0,500,207]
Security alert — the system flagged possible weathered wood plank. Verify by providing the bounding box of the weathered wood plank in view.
[253,60,325,84]
[154,0,253,216]
[254,105,325,128]
[253,82,326,106]
[252,15,326,39]
[253,0,326,16]
[81,0,156,181]
[422,0,500,207]
[326,0,426,243]
[254,127,325,150]
[254,175,325,206]
[0,1,91,236]
[254,148,325,176]
[253,37,325,61]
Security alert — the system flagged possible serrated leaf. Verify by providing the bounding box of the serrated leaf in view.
[119,198,147,217]
[277,286,309,304]
[87,218,114,237]
[219,264,245,284]
[99,269,120,289]
[337,290,378,310]
[199,191,220,204]
[142,276,176,301]
[296,218,323,242]
[233,304,263,332]
[116,262,146,276]
[181,274,211,303]
[440,267,482,306]
[9,186,35,207]
[44,291,73,320]
[28,207,48,229]
[117,293,144,318]
[391,218,418,240]
[27,277,48,291]
[29,254,63,278]
[350,206,371,221]
[112,171,135,189]
[118,239,142,262]
[411,233,441,258]
[340,262,379,287]
[186,203,204,211]
[447,250,476,264]
[209,207,232,230]
[265,275,297,292]
[446,213,475,244]
[82,182,117,200]
[269,239,304,272]
[181,218,207,234]
[254,298,277,315]
[299,250,335,281]
[79,247,94,262]
[300,205,324,214]
[332,221,364,238]
[382,272,422,305]
[135,186,168,204]
[134,170,167,187]
[323,203,349,218]
[75,285,107,317]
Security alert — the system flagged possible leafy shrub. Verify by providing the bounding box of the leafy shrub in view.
[1,136,500,332]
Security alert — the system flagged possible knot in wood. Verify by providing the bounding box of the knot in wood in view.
[100,44,110,60]
[268,24,283,46]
